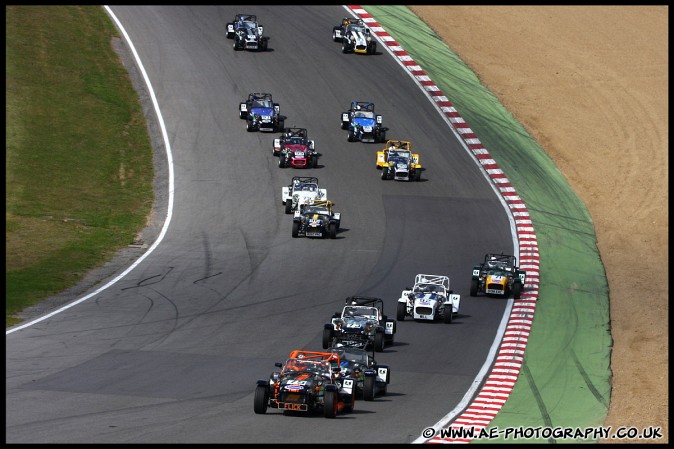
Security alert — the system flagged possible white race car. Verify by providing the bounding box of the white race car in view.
[396,274,460,323]
[281,176,327,214]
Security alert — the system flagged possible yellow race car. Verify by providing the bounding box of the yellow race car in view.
[470,253,526,299]
[376,140,422,181]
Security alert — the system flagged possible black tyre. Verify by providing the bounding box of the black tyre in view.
[415,170,422,182]
[443,305,453,324]
[233,41,241,51]
[324,390,338,418]
[396,302,406,321]
[322,327,333,349]
[285,200,292,214]
[329,223,337,239]
[291,221,299,238]
[276,120,285,133]
[253,385,269,414]
[513,282,522,299]
[341,120,348,130]
[278,154,286,168]
[312,156,318,168]
[342,42,349,53]
[374,331,385,352]
[343,390,355,413]
[381,166,389,180]
[246,120,254,132]
[470,279,479,297]
[260,39,268,52]
[363,376,376,401]
[347,128,355,142]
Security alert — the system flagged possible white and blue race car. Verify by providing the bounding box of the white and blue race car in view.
[397,274,461,323]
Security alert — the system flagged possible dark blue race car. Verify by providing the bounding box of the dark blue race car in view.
[239,92,284,132]
[340,101,388,143]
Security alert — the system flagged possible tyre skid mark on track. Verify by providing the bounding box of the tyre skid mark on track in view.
[345,5,541,443]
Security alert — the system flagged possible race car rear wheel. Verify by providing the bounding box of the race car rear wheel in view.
[363,376,376,401]
[374,331,385,352]
[292,221,300,238]
[470,279,479,297]
[329,223,337,239]
[324,390,338,418]
[322,327,333,349]
[253,385,269,414]
[513,282,522,299]
[396,302,406,321]
[285,200,292,214]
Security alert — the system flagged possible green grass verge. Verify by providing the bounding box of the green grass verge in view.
[6,5,154,327]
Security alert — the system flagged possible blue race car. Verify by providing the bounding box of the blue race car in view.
[239,93,284,132]
[340,101,388,143]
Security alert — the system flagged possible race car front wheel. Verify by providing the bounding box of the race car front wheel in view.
[470,279,479,296]
[253,385,269,414]
[322,327,333,349]
[396,302,406,321]
[291,222,300,238]
[374,332,385,352]
[443,306,453,324]
[324,390,338,418]
[513,282,522,299]
[363,376,376,401]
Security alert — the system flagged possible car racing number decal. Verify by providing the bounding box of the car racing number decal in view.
[340,378,354,394]
[473,269,480,277]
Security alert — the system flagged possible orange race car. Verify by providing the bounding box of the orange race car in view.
[253,350,357,418]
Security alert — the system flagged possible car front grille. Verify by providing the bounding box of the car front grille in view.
[415,306,433,316]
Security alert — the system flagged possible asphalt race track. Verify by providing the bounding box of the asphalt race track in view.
[6,6,516,443]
